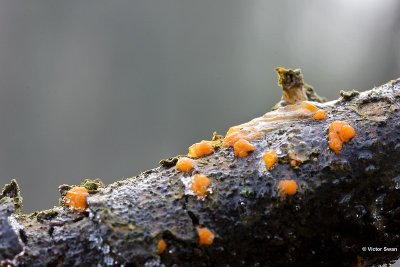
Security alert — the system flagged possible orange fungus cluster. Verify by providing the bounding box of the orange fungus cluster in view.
[263,150,277,170]
[188,141,214,158]
[277,180,298,197]
[65,186,89,212]
[176,157,194,172]
[298,102,326,120]
[233,138,255,158]
[191,174,211,198]
[328,121,356,154]
[222,101,327,149]
[196,226,215,245]
[157,239,167,255]
[223,127,261,148]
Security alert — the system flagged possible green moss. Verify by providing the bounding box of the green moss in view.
[340,89,360,101]
[159,156,180,168]
[81,179,104,194]
[211,132,223,141]
[27,211,39,219]
[37,209,59,222]
[211,132,224,150]
[1,179,19,198]
[304,84,327,103]
[58,184,72,197]
[1,179,23,213]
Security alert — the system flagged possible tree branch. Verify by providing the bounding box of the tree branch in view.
[1,75,400,267]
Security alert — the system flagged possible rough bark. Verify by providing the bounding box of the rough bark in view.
[1,78,400,267]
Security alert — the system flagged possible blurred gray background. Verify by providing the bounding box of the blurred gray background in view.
[0,0,400,215]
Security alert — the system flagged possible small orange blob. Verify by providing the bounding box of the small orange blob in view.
[328,121,356,154]
[329,121,346,133]
[263,150,277,171]
[157,239,167,255]
[233,139,255,158]
[277,180,298,197]
[65,186,89,212]
[176,157,194,172]
[223,127,261,148]
[328,138,343,154]
[300,101,318,113]
[339,124,356,143]
[313,109,327,120]
[222,127,240,147]
[191,174,211,198]
[196,226,215,246]
[188,141,214,158]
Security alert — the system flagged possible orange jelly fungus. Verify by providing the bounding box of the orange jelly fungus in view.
[328,121,356,154]
[329,121,346,132]
[191,174,211,198]
[223,101,319,147]
[65,186,89,212]
[301,102,318,113]
[339,124,356,143]
[277,180,298,197]
[157,239,167,255]
[196,226,215,246]
[313,109,327,120]
[328,136,343,154]
[176,157,194,172]
[233,138,255,158]
[188,141,214,158]
[263,150,277,171]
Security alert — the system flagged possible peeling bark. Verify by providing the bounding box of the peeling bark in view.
[1,77,400,267]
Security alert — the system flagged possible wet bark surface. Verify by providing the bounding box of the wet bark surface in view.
[1,79,400,267]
